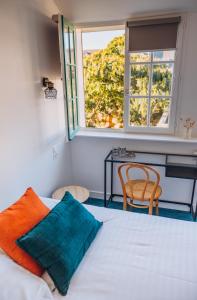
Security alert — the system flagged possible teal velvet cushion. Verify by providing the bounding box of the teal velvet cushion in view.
[17,192,102,295]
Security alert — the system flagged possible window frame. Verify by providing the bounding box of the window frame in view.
[59,15,79,141]
[124,49,176,133]
[77,17,184,135]
[78,24,125,131]
[124,20,183,134]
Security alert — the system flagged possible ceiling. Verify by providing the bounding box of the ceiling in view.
[54,0,197,24]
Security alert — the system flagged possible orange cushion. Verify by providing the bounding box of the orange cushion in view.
[0,187,50,276]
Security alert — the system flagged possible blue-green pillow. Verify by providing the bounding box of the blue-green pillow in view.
[17,192,102,295]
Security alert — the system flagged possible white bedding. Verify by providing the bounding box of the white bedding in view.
[0,251,53,300]
[41,197,197,300]
[1,197,197,300]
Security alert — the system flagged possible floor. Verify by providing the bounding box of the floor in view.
[85,198,194,222]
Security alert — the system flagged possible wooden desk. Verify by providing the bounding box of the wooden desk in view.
[104,150,197,220]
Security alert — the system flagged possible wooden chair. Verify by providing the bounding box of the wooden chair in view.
[118,163,162,215]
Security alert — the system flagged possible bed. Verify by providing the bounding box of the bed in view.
[1,196,197,300]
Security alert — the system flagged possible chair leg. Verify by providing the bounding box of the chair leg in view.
[155,199,159,216]
[148,200,153,215]
[123,195,127,211]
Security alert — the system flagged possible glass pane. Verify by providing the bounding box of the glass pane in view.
[63,26,70,64]
[67,98,74,132]
[151,63,174,96]
[66,65,72,99]
[71,66,77,99]
[130,64,149,96]
[82,29,125,129]
[150,98,170,127]
[61,17,79,140]
[130,52,150,63]
[73,98,78,128]
[153,50,175,62]
[69,29,75,65]
[130,98,148,126]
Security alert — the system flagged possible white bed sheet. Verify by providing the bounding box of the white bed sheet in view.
[0,250,53,300]
[41,197,197,300]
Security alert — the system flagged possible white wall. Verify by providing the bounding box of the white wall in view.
[71,137,197,210]
[70,13,197,211]
[0,0,72,209]
[177,13,197,135]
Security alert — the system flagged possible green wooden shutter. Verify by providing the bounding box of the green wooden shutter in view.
[59,16,79,140]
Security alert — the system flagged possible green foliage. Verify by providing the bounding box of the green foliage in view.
[83,36,124,128]
[130,98,147,126]
[83,35,172,128]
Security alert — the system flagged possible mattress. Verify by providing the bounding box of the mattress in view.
[41,197,197,300]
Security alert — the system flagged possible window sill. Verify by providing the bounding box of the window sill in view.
[76,129,197,144]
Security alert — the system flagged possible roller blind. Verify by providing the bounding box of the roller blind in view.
[127,17,181,52]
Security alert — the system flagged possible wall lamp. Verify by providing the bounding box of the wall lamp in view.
[42,77,57,100]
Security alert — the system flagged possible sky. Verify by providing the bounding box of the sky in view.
[82,30,124,50]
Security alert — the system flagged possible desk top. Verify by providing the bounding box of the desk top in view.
[105,149,197,171]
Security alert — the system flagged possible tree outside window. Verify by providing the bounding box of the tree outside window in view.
[82,32,175,129]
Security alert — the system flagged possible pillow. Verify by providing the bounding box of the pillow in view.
[0,250,53,300]
[0,187,50,276]
[17,192,103,295]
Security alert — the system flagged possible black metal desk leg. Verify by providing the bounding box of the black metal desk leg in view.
[104,160,107,207]
[190,180,196,215]
[110,161,113,202]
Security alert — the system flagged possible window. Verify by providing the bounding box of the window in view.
[58,16,181,139]
[59,16,79,140]
[82,28,125,129]
[124,17,180,134]
[128,50,175,129]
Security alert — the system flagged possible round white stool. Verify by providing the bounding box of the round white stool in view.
[52,185,89,203]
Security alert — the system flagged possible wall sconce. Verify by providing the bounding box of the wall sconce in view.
[42,77,57,100]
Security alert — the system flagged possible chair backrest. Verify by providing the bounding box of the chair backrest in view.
[118,163,160,201]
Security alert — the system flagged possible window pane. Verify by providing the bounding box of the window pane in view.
[67,98,74,132]
[153,50,175,62]
[61,17,79,141]
[150,98,170,127]
[73,98,78,128]
[130,98,148,126]
[130,52,150,62]
[71,66,77,99]
[130,64,149,96]
[151,63,173,96]
[69,29,75,65]
[63,27,70,64]
[82,29,125,128]
[66,65,72,99]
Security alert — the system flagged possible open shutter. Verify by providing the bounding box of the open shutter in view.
[58,15,79,140]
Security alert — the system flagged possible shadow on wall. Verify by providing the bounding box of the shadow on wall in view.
[19,5,66,150]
